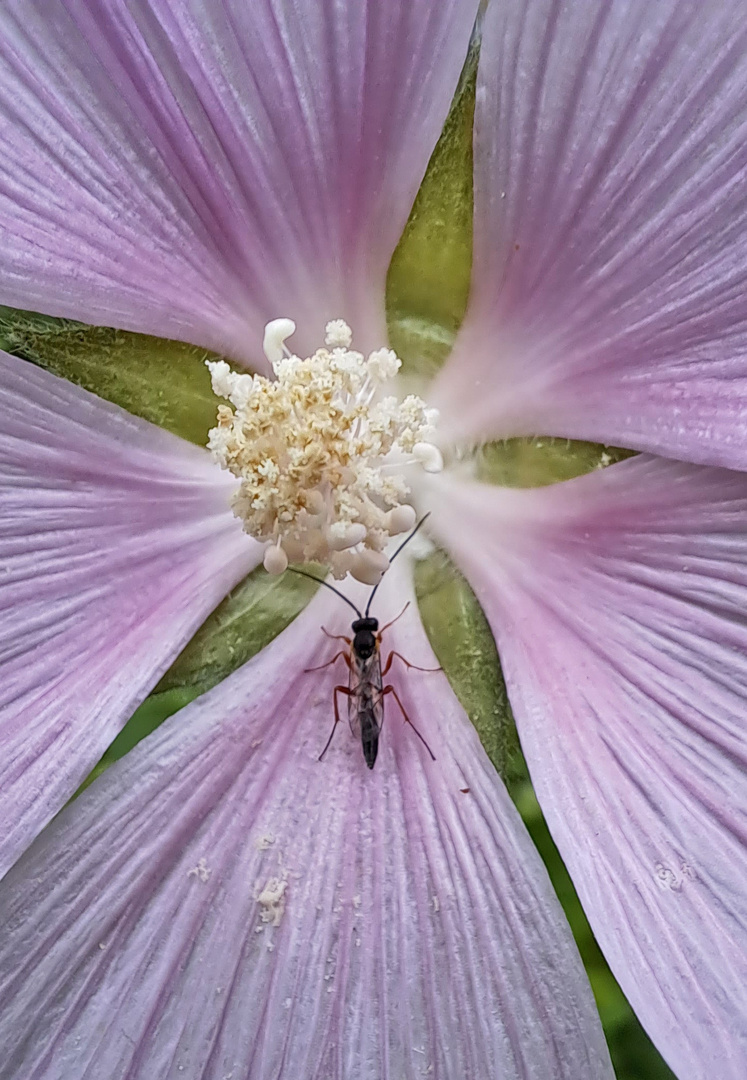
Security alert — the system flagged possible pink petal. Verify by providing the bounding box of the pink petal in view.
[0,353,258,878]
[0,571,612,1080]
[0,0,478,365]
[433,0,747,469]
[428,458,747,1079]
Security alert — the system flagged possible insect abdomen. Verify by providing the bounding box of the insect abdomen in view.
[359,703,380,769]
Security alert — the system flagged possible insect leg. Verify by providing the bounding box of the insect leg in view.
[381,685,436,761]
[321,626,352,644]
[319,685,354,761]
[305,650,352,673]
[380,651,441,677]
[377,602,410,635]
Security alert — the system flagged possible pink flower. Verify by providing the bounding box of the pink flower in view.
[1,2,746,1079]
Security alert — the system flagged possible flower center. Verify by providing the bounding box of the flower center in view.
[206,319,442,584]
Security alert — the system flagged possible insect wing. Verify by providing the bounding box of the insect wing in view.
[351,650,383,769]
[347,651,383,738]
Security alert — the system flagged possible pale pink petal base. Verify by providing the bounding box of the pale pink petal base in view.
[428,458,747,1079]
[434,0,747,469]
[0,570,612,1080]
[0,353,258,878]
[0,0,478,364]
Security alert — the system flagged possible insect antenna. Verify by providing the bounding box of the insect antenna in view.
[365,512,431,617]
[287,566,363,618]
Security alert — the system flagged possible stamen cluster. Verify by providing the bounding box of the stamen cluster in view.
[206,320,442,582]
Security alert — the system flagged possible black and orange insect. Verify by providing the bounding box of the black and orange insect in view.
[292,518,438,769]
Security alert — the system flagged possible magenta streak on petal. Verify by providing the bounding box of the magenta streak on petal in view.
[0,566,612,1080]
[0,0,479,367]
[0,353,259,879]
[427,458,747,1080]
[433,0,747,470]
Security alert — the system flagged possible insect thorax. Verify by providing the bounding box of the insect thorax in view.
[350,617,378,660]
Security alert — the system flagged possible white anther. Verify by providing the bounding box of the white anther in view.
[324,320,353,349]
[207,317,441,581]
[367,348,401,382]
[412,442,444,473]
[263,318,296,364]
[263,544,288,575]
[326,522,367,551]
[350,550,390,586]
[206,359,233,398]
[386,504,417,535]
[205,360,258,410]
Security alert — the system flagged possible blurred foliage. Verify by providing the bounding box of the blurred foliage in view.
[11,35,668,1080]
[513,768,677,1080]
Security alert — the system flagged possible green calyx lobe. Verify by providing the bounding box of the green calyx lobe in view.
[0,306,220,447]
[77,566,319,786]
[414,552,519,779]
[155,563,319,697]
[387,34,476,382]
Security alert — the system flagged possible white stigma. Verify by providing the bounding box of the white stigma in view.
[206,318,442,581]
[262,318,297,364]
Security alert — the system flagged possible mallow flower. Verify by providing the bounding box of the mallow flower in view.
[0,1,746,1078]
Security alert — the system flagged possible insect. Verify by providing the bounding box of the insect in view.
[291,517,439,769]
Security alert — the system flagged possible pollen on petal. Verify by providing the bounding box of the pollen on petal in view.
[206,319,440,580]
[256,876,288,927]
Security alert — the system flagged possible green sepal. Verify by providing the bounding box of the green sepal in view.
[0,305,221,447]
[477,436,636,488]
[386,39,476,382]
[414,549,520,779]
[73,686,200,797]
[156,563,319,696]
[73,568,319,798]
